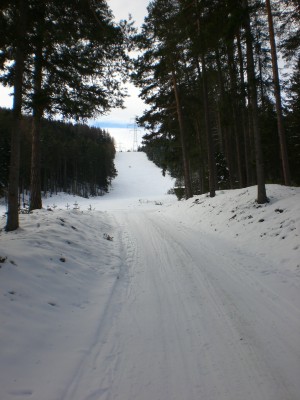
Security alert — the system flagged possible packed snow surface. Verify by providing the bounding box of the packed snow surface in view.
[0,151,299,400]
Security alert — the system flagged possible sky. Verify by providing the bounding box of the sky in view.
[91,0,150,150]
[0,0,150,151]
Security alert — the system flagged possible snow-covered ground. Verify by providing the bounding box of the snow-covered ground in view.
[0,151,299,400]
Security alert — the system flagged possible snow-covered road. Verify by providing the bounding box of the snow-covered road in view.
[1,152,299,400]
[62,207,300,400]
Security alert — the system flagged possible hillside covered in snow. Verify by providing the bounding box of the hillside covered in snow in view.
[0,152,299,400]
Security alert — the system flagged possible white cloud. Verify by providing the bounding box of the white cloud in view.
[109,0,149,27]
[94,83,146,125]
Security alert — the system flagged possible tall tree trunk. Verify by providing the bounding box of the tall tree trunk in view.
[243,0,267,204]
[5,0,28,231]
[30,8,45,211]
[194,0,215,196]
[237,30,253,186]
[214,49,225,153]
[258,55,265,110]
[171,70,193,199]
[201,53,216,197]
[265,0,291,185]
[215,49,235,188]
[194,118,205,194]
[227,41,245,188]
[30,111,43,210]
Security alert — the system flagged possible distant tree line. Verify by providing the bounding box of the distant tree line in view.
[0,0,133,230]
[133,0,300,201]
[0,107,116,200]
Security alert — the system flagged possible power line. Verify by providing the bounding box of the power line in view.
[127,117,141,152]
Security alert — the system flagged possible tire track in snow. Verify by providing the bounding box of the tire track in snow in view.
[152,212,300,400]
[62,209,300,400]
[60,216,131,400]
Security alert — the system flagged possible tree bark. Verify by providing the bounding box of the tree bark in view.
[215,48,235,189]
[172,70,193,199]
[201,53,216,198]
[236,30,253,186]
[194,0,215,197]
[30,30,44,211]
[6,0,28,231]
[30,112,43,210]
[243,0,267,204]
[194,119,205,194]
[227,41,245,188]
[265,0,291,185]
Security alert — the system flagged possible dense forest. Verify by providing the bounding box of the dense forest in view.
[0,0,133,231]
[133,0,300,200]
[0,107,116,200]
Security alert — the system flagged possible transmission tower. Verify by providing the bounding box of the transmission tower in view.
[127,117,140,152]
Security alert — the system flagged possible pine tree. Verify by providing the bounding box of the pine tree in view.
[242,0,267,204]
[2,1,29,231]
[27,0,129,210]
[134,0,297,200]
[133,0,194,198]
[1,0,130,224]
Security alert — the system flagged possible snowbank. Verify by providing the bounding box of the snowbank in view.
[163,184,300,272]
[0,209,126,399]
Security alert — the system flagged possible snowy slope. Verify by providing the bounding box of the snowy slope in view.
[106,151,174,201]
[37,151,175,212]
[0,152,300,400]
[163,184,300,273]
